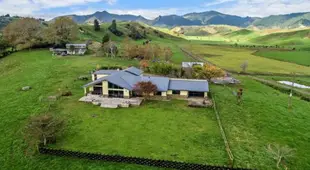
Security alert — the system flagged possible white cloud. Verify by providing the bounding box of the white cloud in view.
[204,0,235,7]
[108,8,183,19]
[0,0,309,20]
[216,0,310,17]
[0,0,117,17]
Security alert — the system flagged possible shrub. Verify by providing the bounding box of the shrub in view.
[108,20,123,36]
[193,64,225,80]
[102,34,110,44]
[61,91,72,97]
[133,81,157,100]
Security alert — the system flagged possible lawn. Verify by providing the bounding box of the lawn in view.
[0,49,226,169]
[52,99,226,165]
[2,49,310,170]
[183,44,310,75]
[0,50,164,170]
[254,50,310,67]
[211,77,310,169]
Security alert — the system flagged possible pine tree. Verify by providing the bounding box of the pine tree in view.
[94,19,100,31]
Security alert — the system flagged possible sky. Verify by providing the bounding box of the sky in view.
[0,0,310,20]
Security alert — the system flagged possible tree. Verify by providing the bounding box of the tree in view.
[134,81,158,99]
[267,144,294,169]
[102,40,118,57]
[3,18,43,50]
[46,17,78,46]
[163,47,173,62]
[193,64,225,80]
[94,19,100,31]
[102,33,110,45]
[240,61,248,73]
[108,20,123,36]
[128,25,144,40]
[139,60,149,70]
[24,114,65,154]
[0,39,9,55]
[109,20,117,32]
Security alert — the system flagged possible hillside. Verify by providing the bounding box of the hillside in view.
[78,22,181,43]
[183,11,256,27]
[171,25,240,36]
[151,15,200,27]
[253,12,310,29]
[250,28,310,46]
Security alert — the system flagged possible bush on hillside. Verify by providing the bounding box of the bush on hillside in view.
[128,25,145,40]
[108,20,123,36]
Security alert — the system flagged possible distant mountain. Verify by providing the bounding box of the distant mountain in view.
[151,15,200,27]
[252,12,310,28]
[52,10,310,29]
[61,11,151,24]
[183,11,257,27]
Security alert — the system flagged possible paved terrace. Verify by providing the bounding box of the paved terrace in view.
[79,94,143,108]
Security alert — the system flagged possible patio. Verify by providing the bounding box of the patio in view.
[79,94,144,108]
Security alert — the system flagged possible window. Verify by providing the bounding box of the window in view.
[108,82,123,89]
[172,90,180,95]
[156,92,162,96]
[188,91,205,98]
[108,90,124,98]
[94,74,97,80]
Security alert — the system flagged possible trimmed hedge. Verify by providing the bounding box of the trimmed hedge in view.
[39,147,252,170]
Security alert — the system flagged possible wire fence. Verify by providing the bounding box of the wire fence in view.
[39,147,251,170]
[209,92,235,166]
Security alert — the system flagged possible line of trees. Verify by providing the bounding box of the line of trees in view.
[121,37,173,61]
[2,17,78,50]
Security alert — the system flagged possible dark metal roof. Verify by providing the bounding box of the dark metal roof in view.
[168,79,209,92]
[83,67,209,92]
[94,70,119,75]
[125,67,143,76]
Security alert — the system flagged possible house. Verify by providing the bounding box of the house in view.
[50,43,87,56]
[83,67,209,99]
[66,44,87,55]
[182,62,204,68]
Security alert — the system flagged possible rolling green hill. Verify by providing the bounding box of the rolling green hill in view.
[250,29,310,47]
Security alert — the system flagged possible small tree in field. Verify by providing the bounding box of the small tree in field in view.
[24,114,65,154]
[133,81,157,99]
[94,19,100,31]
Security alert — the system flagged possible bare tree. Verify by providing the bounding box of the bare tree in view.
[24,114,65,154]
[267,144,294,169]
